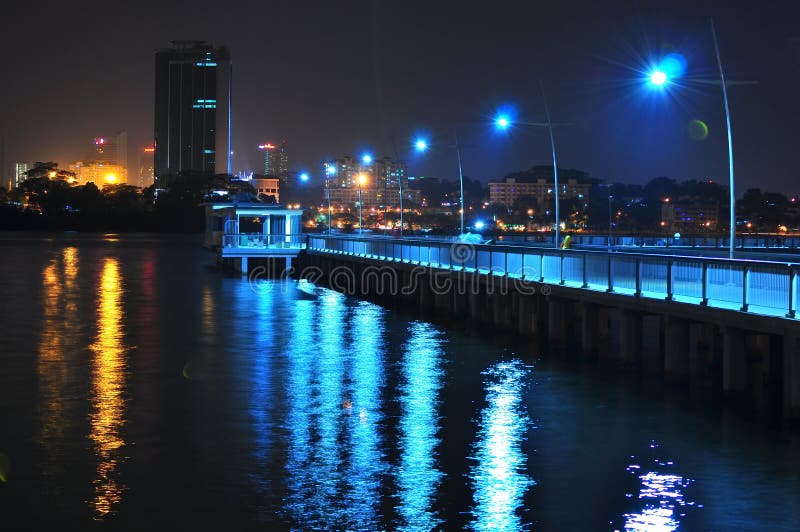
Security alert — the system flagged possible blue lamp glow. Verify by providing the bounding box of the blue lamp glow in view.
[325,163,337,176]
[474,220,485,230]
[649,70,668,86]
[362,154,373,165]
[299,172,309,182]
[495,115,511,130]
[414,138,428,152]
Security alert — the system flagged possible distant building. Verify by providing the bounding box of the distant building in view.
[488,177,590,208]
[154,40,232,184]
[252,175,280,203]
[69,161,127,186]
[323,155,416,209]
[93,132,128,178]
[661,199,719,231]
[138,147,155,188]
[277,140,288,183]
[13,162,30,189]
[257,143,280,177]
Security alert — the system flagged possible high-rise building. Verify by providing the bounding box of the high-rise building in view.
[138,147,155,188]
[154,40,232,184]
[322,155,417,209]
[257,143,280,176]
[13,162,30,189]
[93,131,128,176]
[277,140,288,183]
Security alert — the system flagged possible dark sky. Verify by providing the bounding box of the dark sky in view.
[2,0,799,194]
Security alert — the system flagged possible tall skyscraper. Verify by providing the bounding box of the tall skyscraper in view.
[277,140,288,183]
[154,41,232,185]
[93,131,128,174]
[138,147,155,188]
[257,143,279,176]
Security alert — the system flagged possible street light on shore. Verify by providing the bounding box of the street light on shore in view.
[645,19,753,259]
[495,81,570,248]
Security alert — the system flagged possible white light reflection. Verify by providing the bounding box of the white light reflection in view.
[395,321,445,531]
[342,301,386,529]
[622,443,696,531]
[469,359,535,531]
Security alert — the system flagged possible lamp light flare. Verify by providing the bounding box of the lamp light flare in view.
[650,70,668,86]
[495,115,510,129]
[414,139,428,152]
[299,172,309,182]
[362,154,373,165]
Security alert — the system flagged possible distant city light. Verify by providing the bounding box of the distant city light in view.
[143,147,155,153]
[258,143,276,150]
[362,154,373,165]
[105,173,118,184]
[474,220,485,230]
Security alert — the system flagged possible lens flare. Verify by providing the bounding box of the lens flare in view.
[688,120,709,141]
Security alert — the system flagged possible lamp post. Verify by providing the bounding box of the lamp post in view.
[455,130,465,236]
[646,19,753,259]
[495,82,570,248]
[608,194,613,249]
[324,162,336,234]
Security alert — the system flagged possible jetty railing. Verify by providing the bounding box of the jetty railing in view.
[307,234,799,319]
[223,233,307,249]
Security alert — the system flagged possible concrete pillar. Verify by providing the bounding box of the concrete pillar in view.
[785,334,800,418]
[453,290,468,320]
[689,322,716,381]
[664,315,690,379]
[619,310,643,366]
[580,302,599,354]
[285,256,292,273]
[240,256,248,274]
[723,327,747,398]
[517,295,536,336]
[547,298,568,346]
[419,275,433,311]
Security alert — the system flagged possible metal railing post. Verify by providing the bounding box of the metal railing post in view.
[606,253,613,293]
[634,257,641,296]
[539,253,544,282]
[741,265,749,312]
[788,266,797,319]
[666,259,673,301]
[559,251,565,285]
[488,248,493,275]
[504,250,508,277]
[701,262,708,305]
[581,252,588,288]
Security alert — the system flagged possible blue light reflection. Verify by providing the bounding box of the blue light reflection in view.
[395,321,445,530]
[468,359,535,531]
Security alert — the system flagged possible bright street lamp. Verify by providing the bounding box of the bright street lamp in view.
[299,172,309,182]
[644,19,753,259]
[362,153,373,165]
[496,81,570,248]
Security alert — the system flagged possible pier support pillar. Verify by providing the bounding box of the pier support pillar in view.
[619,310,643,367]
[240,256,248,274]
[785,334,800,418]
[664,315,690,379]
[419,275,434,311]
[580,302,599,354]
[547,298,569,346]
[517,295,536,336]
[285,256,292,273]
[723,327,747,398]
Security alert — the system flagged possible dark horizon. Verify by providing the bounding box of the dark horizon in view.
[1,0,799,194]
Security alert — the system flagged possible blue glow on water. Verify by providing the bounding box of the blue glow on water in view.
[341,301,386,529]
[468,359,536,531]
[395,321,445,530]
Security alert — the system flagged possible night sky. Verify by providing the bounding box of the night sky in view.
[2,0,799,194]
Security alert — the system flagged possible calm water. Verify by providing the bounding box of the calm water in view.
[0,234,798,530]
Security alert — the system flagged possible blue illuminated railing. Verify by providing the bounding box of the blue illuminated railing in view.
[307,235,799,319]
[223,233,306,249]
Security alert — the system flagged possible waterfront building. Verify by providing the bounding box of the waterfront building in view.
[661,199,719,231]
[252,175,280,203]
[488,177,591,208]
[154,40,232,184]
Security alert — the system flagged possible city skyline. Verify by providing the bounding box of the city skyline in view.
[1,1,799,194]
